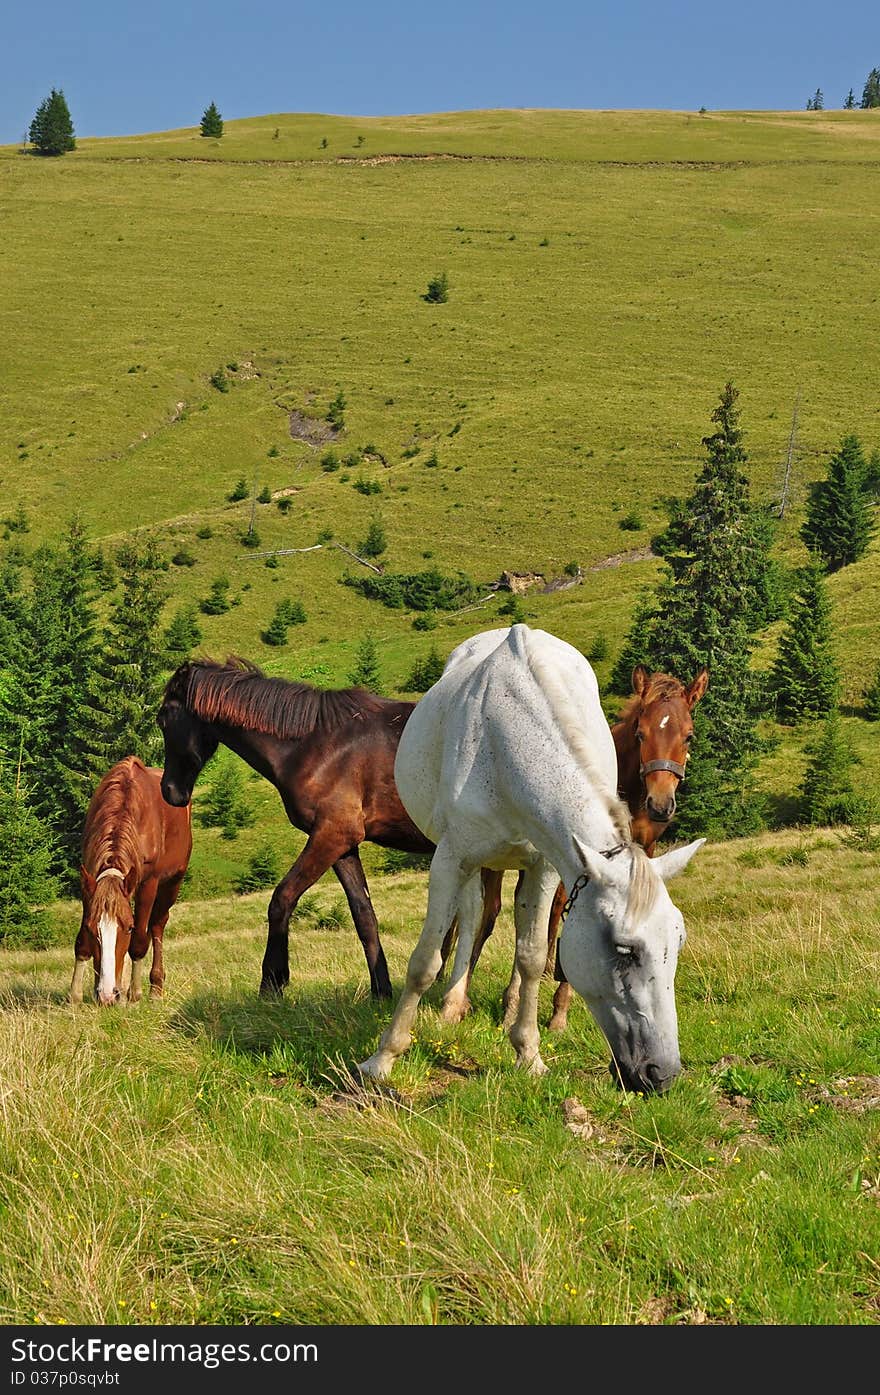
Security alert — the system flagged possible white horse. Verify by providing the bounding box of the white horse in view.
[357,625,704,1092]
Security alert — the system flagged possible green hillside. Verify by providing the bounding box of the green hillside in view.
[2,107,878,877]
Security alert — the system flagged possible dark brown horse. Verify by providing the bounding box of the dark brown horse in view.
[157,658,433,1000]
[462,663,709,1030]
[70,756,192,1006]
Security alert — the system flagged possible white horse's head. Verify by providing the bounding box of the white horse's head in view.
[559,836,704,1094]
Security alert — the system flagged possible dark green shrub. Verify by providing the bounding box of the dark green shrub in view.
[424,271,449,304]
[228,479,248,502]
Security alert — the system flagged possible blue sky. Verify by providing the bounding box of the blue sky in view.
[3,0,878,143]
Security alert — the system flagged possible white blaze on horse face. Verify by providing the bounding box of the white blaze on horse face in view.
[97,913,120,1004]
[659,713,670,729]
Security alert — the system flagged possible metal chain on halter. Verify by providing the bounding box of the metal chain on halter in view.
[559,844,627,925]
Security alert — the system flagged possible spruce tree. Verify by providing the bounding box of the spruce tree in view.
[609,590,660,694]
[198,755,255,839]
[769,558,840,722]
[801,434,874,571]
[800,710,856,826]
[261,603,290,646]
[0,747,57,948]
[844,89,856,110]
[200,102,223,137]
[860,448,880,501]
[78,540,168,782]
[28,88,75,156]
[861,68,880,108]
[348,634,382,692]
[359,517,387,559]
[864,664,880,721]
[164,604,203,665]
[27,521,99,874]
[636,382,764,836]
[404,645,445,693]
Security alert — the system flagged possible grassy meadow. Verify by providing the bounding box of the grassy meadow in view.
[1,829,879,1325]
[1,107,879,1324]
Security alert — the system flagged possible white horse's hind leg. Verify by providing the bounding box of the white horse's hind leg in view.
[439,874,483,1024]
[509,860,559,1075]
[358,843,466,1080]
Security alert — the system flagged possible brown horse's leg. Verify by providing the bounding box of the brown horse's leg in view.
[141,875,184,1000]
[332,849,392,1000]
[128,878,158,1004]
[465,869,504,987]
[70,927,92,1005]
[261,828,349,997]
[546,881,574,1032]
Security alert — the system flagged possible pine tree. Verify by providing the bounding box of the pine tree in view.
[359,517,387,559]
[261,603,290,646]
[200,102,223,137]
[164,604,203,665]
[0,747,57,948]
[636,383,765,836]
[844,89,856,110]
[198,755,255,839]
[861,68,880,109]
[801,434,874,571]
[348,634,382,693]
[404,645,445,693]
[27,521,99,874]
[800,710,857,826]
[78,540,168,782]
[769,558,840,722]
[0,552,29,759]
[860,448,880,501]
[28,88,75,156]
[864,664,880,721]
[233,842,280,894]
[609,589,660,694]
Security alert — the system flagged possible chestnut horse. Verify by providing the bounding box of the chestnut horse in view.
[462,663,709,1030]
[70,756,192,1006]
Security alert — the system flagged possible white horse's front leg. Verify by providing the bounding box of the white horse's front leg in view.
[439,873,483,1024]
[509,860,559,1075]
[358,843,466,1081]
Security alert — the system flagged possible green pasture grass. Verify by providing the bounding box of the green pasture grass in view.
[5,106,879,164]
[0,106,878,826]
[1,827,878,1324]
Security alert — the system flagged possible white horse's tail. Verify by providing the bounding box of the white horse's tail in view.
[508,624,632,845]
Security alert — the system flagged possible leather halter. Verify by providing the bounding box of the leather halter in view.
[561,844,627,924]
[640,757,687,782]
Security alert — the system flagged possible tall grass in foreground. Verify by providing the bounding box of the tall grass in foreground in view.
[1,830,878,1324]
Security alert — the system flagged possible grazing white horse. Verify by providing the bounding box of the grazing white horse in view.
[357,625,704,1092]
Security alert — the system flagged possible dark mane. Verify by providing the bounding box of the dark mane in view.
[616,672,687,725]
[168,657,394,740]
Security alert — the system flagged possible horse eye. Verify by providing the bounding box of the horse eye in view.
[685,733,694,744]
[636,730,644,743]
[614,945,638,965]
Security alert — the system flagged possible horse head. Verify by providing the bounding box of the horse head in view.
[628,665,708,825]
[157,662,219,807]
[79,866,137,1005]
[559,835,705,1093]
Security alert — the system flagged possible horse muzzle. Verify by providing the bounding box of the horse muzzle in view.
[160,777,189,807]
[96,987,122,1007]
[609,1056,681,1095]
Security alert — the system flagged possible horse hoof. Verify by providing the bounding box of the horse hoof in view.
[356,1054,391,1081]
[517,1054,548,1077]
[547,1014,568,1033]
[259,982,285,999]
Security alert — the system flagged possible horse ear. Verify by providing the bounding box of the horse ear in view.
[80,866,97,899]
[685,667,709,709]
[631,665,650,696]
[652,838,706,881]
[571,835,620,887]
